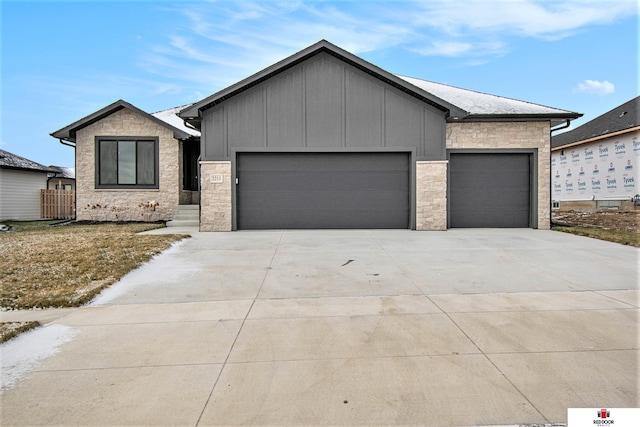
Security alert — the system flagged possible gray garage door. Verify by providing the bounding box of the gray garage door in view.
[449,153,531,228]
[237,153,410,229]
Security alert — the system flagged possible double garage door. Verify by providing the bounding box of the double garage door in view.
[235,152,532,229]
[237,153,410,229]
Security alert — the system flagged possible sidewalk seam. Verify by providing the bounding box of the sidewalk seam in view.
[194,231,284,427]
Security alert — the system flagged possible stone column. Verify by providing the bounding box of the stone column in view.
[416,161,448,230]
[200,161,232,231]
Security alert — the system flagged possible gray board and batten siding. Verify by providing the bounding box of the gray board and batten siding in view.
[236,152,410,229]
[200,52,447,161]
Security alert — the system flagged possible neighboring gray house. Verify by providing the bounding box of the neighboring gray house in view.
[551,96,639,211]
[53,40,581,230]
[0,149,53,221]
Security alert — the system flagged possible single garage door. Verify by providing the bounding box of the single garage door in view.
[237,152,410,229]
[449,153,531,228]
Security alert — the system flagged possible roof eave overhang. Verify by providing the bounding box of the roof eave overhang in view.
[179,40,468,126]
[551,125,640,151]
[51,100,191,144]
[455,112,582,126]
[0,165,55,174]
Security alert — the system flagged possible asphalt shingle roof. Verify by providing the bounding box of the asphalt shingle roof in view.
[552,96,640,149]
[47,166,75,179]
[0,149,53,173]
[398,75,576,117]
[179,40,580,126]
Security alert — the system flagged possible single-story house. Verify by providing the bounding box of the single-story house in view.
[551,96,639,211]
[52,40,581,230]
[0,149,54,221]
[47,166,76,191]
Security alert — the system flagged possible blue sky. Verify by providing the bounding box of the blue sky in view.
[1,0,638,167]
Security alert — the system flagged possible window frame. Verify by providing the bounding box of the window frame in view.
[95,136,160,189]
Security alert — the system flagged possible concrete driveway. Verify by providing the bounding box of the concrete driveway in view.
[1,229,638,426]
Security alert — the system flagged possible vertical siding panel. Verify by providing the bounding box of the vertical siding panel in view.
[226,89,265,150]
[302,64,307,148]
[345,69,383,147]
[263,87,267,147]
[423,105,446,159]
[203,107,226,159]
[385,90,422,149]
[342,66,347,148]
[382,89,387,147]
[200,51,446,160]
[420,107,425,158]
[305,55,344,147]
[266,68,303,147]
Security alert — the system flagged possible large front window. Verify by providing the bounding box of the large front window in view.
[95,137,159,188]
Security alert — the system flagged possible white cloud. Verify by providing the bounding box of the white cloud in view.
[142,1,416,93]
[574,79,616,95]
[411,0,638,39]
[412,41,473,57]
[411,40,507,57]
[138,0,637,91]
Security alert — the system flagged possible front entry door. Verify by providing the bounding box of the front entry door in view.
[183,141,200,191]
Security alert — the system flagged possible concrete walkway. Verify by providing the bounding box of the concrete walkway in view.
[1,229,637,426]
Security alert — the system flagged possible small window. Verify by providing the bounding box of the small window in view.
[55,184,73,190]
[95,137,159,189]
[552,201,560,210]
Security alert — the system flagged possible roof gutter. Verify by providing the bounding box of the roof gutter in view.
[550,119,571,134]
[58,138,76,148]
[182,119,201,132]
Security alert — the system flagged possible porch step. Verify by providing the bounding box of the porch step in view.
[167,205,199,227]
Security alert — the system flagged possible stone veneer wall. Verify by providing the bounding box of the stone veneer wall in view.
[75,108,179,222]
[200,161,232,231]
[446,121,551,229]
[416,161,448,230]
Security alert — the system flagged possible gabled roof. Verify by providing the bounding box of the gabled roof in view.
[552,96,640,149]
[179,39,467,121]
[180,39,580,127]
[51,99,193,143]
[0,149,53,173]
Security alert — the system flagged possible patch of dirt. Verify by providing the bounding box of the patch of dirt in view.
[552,210,639,233]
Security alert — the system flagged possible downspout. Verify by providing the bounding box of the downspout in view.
[548,119,571,228]
[46,171,61,189]
[58,138,77,221]
[197,154,202,232]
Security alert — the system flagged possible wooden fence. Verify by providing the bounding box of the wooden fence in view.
[41,189,76,219]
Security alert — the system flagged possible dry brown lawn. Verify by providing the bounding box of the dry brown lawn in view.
[0,221,187,310]
[552,210,640,247]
